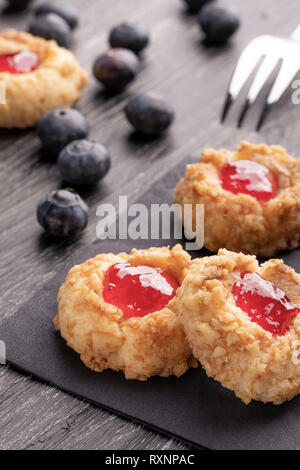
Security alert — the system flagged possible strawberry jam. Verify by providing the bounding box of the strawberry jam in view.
[0,51,39,74]
[233,272,299,336]
[221,160,278,202]
[103,263,179,318]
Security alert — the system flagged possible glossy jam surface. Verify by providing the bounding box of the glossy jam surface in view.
[0,51,39,74]
[221,160,278,202]
[103,263,179,318]
[233,272,299,336]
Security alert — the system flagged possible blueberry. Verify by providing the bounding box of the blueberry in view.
[37,188,89,237]
[34,0,79,30]
[37,109,89,155]
[28,13,72,48]
[125,92,175,135]
[58,139,111,186]
[5,0,32,10]
[109,22,150,55]
[198,4,240,43]
[182,0,214,14]
[93,48,140,93]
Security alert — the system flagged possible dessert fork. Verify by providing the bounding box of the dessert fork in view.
[221,25,300,130]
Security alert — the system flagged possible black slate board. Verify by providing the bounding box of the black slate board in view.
[1,157,300,451]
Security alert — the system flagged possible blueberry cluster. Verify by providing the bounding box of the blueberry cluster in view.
[93,23,175,136]
[35,19,175,237]
[93,21,150,93]
[182,0,240,44]
[37,108,111,237]
[13,0,80,48]
[4,0,78,48]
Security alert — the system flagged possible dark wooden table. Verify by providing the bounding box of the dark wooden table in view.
[1,0,300,450]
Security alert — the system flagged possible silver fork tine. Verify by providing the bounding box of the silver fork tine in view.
[221,38,263,122]
[237,55,281,127]
[257,58,300,129]
[257,26,300,129]
[222,25,300,130]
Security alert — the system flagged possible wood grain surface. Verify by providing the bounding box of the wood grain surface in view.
[1,0,300,450]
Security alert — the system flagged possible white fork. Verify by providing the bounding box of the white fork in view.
[221,25,300,130]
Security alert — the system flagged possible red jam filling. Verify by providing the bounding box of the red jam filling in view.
[0,51,39,74]
[233,272,299,336]
[221,160,278,202]
[103,263,179,318]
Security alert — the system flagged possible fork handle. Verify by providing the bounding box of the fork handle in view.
[290,24,300,41]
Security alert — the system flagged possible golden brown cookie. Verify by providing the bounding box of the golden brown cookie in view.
[0,29,88,128]
[55,245,198,381]
[176,249,300,404]
[174,141,300,257]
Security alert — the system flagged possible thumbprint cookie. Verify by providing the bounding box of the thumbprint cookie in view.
[54,245,198,380]
[0,29,88,128]
[174,141,300,257]
[176,249,300,404]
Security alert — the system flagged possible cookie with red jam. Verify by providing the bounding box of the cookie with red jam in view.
[0,29,88,128]
[174,141,300,257]
[54,245,198,380]
[176,249,300,404]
